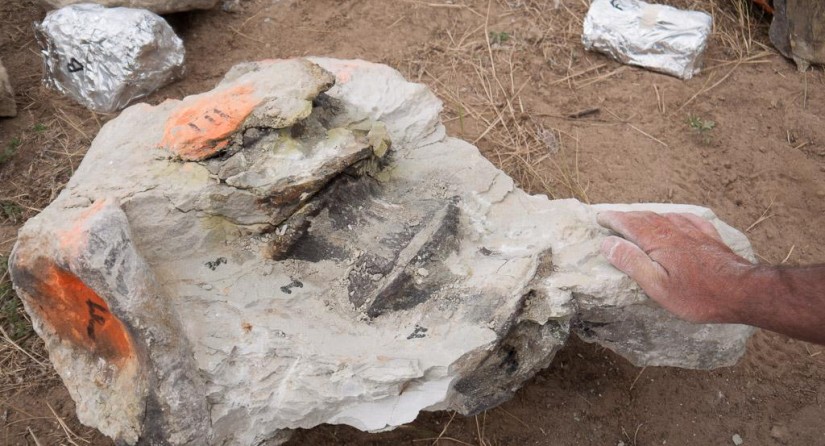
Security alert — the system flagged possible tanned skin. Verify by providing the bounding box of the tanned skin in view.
[597,211,825,345]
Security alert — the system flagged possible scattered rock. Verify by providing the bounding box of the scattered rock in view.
[10,58,755,445]
[732,433,744,445]
[770,0,825,70]
[0,59,16,117]
[38,0,219,14]
[222,0,243,12]
[770,425,789,443]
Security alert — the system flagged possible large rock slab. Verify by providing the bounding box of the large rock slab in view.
[10,58,755,445]
[0,59,15,117]
[770,0,825,70]
[38,0,219,14]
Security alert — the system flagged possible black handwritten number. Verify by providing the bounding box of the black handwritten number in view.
[280,279,304,294]
[205,257,228,271]
[407,324,428,340]
[86,300,107,340]
[67,58,84,73]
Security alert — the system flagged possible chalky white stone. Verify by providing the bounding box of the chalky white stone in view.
[10,58,754,445]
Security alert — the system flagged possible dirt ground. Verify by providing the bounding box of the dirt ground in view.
[1,0,824,445]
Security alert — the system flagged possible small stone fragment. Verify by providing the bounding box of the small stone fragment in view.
[732,433,744,445]
[0,59,15,117]
[770,425,789,443]
[222,0,243,12]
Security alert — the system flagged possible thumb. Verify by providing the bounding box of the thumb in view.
[601,236,664,292]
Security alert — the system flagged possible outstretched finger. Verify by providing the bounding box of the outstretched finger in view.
[600,235,665,295]
[596,211,667,250]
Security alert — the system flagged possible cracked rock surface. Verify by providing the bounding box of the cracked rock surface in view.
[10,58,755,445]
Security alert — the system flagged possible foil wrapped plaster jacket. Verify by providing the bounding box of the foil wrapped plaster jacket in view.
[35,4,185,113]
[582,0,713,80]
[38,0,219,15]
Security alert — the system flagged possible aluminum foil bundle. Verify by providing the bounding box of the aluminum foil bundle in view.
[35,4,185,113]
[582,0,712,80]
[38,0,220,15]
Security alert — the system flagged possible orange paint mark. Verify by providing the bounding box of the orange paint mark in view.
[160,84,260,161]
[28,260,134,363]
[332,63,359,85]
[336,70,352,84]
[58,199,107,257]
[752,0,774,14]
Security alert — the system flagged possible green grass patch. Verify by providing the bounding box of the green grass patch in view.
[0,137,20,166]
[687,115,716,144]
[0,201,24,223]
[488,31,511,45]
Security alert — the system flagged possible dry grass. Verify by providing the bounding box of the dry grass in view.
[707,0,772,59]
[0,255,53,393]
[0,257,58,446]
[392,0,771,203]
[0,114,95,226]
[412,410,502,446]
[395,0,595,201]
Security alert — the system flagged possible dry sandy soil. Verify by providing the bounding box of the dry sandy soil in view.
[1,0,824,445]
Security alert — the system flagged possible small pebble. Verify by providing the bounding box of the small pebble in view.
[732,433,743,445]
[770,425,789,443]
[417,268,430,277]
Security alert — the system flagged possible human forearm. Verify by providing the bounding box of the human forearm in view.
[731,265,825,345]
[598,211,825,346]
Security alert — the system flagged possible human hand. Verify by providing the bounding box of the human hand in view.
[597,211,755,324]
